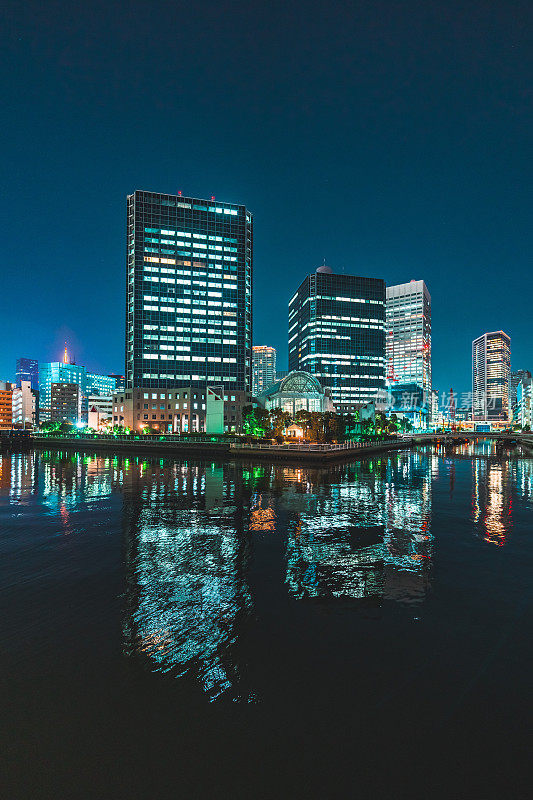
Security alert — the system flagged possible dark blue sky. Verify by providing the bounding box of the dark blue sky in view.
[2,0,532,393]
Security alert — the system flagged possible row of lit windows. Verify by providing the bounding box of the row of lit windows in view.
[141,373,238,381]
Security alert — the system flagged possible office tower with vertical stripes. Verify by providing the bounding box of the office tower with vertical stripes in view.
[126,190,253,391]
[288,265,386,411]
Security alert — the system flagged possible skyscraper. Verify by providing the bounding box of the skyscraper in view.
[386,281,432,428]
[472,331,511,423]
[126,190,253,391]
[252,346,276,395]
[15,358,38,391]
[510,370,531,418]
[288,265,386,411]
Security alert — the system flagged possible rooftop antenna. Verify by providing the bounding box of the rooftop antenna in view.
[63,342,69,364]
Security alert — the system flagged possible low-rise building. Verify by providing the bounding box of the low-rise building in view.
[284,423,305,439]
[12,381,38,429]
[88,395,113,430]
[0,381,13,430]
[112,387,252,433]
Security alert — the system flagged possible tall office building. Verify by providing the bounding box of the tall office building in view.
[126,190,253,391]
[386,281,432,428]
[288,265,386,411]
[510,370,531,418]
[16,358,38,391]
[252,346,276,395]
[472,331,511,423]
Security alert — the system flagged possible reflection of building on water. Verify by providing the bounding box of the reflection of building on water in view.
[0,452,39,496]
[472,458,513,546]
[515,459,533,502]
[383,454,433,603]
[284,452,434,604]
[121,461,253,701]
[286,520,384,600]
[249,494,276,532]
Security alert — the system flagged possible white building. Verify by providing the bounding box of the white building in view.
[12,381,38,429]
[88,395,113,430]
[252,346,276,396]
[472,331,511,424]
[386,281,432,428]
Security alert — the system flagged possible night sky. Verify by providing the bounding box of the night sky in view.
[2,0,532,395]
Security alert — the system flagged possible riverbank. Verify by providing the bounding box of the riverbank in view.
[22,432,413,463]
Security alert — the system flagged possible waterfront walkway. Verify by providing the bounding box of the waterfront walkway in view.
[4,430,532,462]
[9,431,411,463]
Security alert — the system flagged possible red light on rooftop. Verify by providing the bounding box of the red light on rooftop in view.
[178,190,182,196]
[211,195,215,200]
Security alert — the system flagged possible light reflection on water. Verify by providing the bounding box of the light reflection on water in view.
[0,443,532,701]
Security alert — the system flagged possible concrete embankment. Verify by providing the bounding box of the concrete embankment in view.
[26,434,414,463]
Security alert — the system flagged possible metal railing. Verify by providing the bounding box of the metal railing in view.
[230,438,404,452]
[31,432,234,445]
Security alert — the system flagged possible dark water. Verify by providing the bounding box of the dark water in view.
[1,443,532,799]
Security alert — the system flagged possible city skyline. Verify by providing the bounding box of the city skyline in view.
[2,2,532,395]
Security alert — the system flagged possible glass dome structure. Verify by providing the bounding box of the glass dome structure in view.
[256,370,333,415]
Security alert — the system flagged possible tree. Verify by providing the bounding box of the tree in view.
[58,421,74,433]
[269,408,292,437]
[242,405,271,437]
[40,420,61,432]
[322,411,341,442]
[294,409,313,438]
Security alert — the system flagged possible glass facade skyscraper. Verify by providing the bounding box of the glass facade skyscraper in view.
[16,358,39,391]
[472,331,511,423]
[86,373,117,397]
[39,362,87,422]
[252,346,276,395]
[288,266,386,411]
[126,190,253,391]
[386,280,432,428]
[510,369,531,418]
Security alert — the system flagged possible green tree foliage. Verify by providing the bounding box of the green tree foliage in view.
[240,404,406,443]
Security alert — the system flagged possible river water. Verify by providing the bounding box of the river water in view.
[1,443,532,798]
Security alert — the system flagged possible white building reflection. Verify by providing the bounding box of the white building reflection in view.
[121,461,253,701]
[472,457,513,546]
[284,452,435,605]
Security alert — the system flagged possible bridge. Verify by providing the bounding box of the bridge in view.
[412,432,533,452]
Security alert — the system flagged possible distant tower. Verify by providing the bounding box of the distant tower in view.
[252,346,277,395]
[472,331,511,423]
